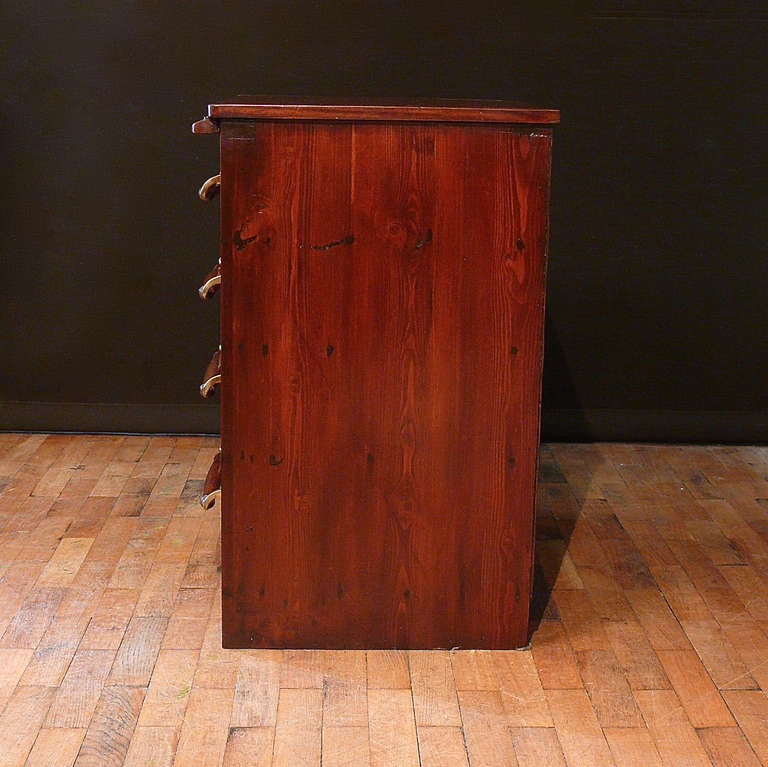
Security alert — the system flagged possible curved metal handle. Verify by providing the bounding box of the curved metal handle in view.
[198,259,221,300]
[199,174,221,201]
[200,450,222,509]
[200,347,222,398]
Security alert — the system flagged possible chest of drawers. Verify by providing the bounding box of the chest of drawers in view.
[193,97,558,648]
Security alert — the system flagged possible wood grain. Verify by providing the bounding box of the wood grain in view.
[220,119,553,648]
[417,727,469,767]
[205,95,559,123]
[366,650,410,689]
[368,688,420,767]
[495,650,552,726]
[107,615,167,686]
[322,726,370,767]
[1,436,768,766]
[697,726,762,767]
[322,650,368,727]
[450,650,498,691]
[137,648,197,727]
[458,690,519,767]
[223,727,273,767]
[271,688,322,767]
[546,689,615,767]
[123,726,178,767]
[24,727,86,767]
[173,687,234,767]
[45,649,115,728]
[409,651,462,727]
[73,685,145,767]
[0,685,56,767]
[510,727,566,767]
[231,650,282,727]
[722,690,768,763]
[603,727,663,767]
[656,650,734,727]
[634,689,713,767]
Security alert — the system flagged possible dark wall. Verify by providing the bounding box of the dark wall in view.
[2,1,766,441]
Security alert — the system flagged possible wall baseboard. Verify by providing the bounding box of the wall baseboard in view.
[1,401,766,444]
[0,402,220,435]
[541,408,768,444]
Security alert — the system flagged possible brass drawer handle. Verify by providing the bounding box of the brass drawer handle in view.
[198,259,221,300]
[200,450,222,509]
[199,174,221,201]
[200,347,222,398]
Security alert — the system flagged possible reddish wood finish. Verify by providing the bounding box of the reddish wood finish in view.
[191,116,219,134]
[198,260,221,300]
[203,450,222,497]
[214,115,555,649]
[200,348,222,399]
[207,96,559,124]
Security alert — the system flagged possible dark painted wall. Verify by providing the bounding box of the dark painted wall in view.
[2,2,766,441]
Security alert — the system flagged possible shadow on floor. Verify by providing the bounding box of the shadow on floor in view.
[527,315,596,640]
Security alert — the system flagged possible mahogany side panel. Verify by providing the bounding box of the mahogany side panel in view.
[220,120,552,649]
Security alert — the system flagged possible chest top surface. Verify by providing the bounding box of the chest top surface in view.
[203,95,560,124]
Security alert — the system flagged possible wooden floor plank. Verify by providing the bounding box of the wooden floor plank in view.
[230,650,282,728]
[458,689,519,767]
[450,650,498,691]
[366,650,410,689]
[173,686,234,767]
[603,727,664,767]
[45,649,115,728]
[23,727,86,767]
[0,685,55,767]
[0,647,34,711]
[1,436,768,767]
[107,615,167,686]
[73,685,145,767]
[271,688,322,767]
[697,726,762,767]
[417,727,469,767]
[368,688,420,767]
[136,648,197,728]
[123,726,178,767]
[322,726,370,766]
[575,649,644,727]
[322,649,367,727]
[222,727,273,767]
[656,649,734,727]
[36,538,93,587]
[494,649,552,727]
[280,650,324,689]
[0,587,64,649]
[721,690,768,764]
[509,727,565,767]
[408,651,462,727]
[634,689,714,767]
[603,619,670,690]
[546,689,615,767]
[530,620,583,689]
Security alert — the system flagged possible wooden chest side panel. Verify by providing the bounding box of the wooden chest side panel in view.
[220,121,552,648]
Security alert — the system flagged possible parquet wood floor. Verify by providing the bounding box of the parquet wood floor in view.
[1,434,767,765]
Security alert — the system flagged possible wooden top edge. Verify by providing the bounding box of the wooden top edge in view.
[205,96,560,124]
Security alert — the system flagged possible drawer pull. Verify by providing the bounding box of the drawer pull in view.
[191,117,219,134]
[198,259,221,300]
[199,174,221,201]
[200,347,222,398]
[200,450,222,509]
